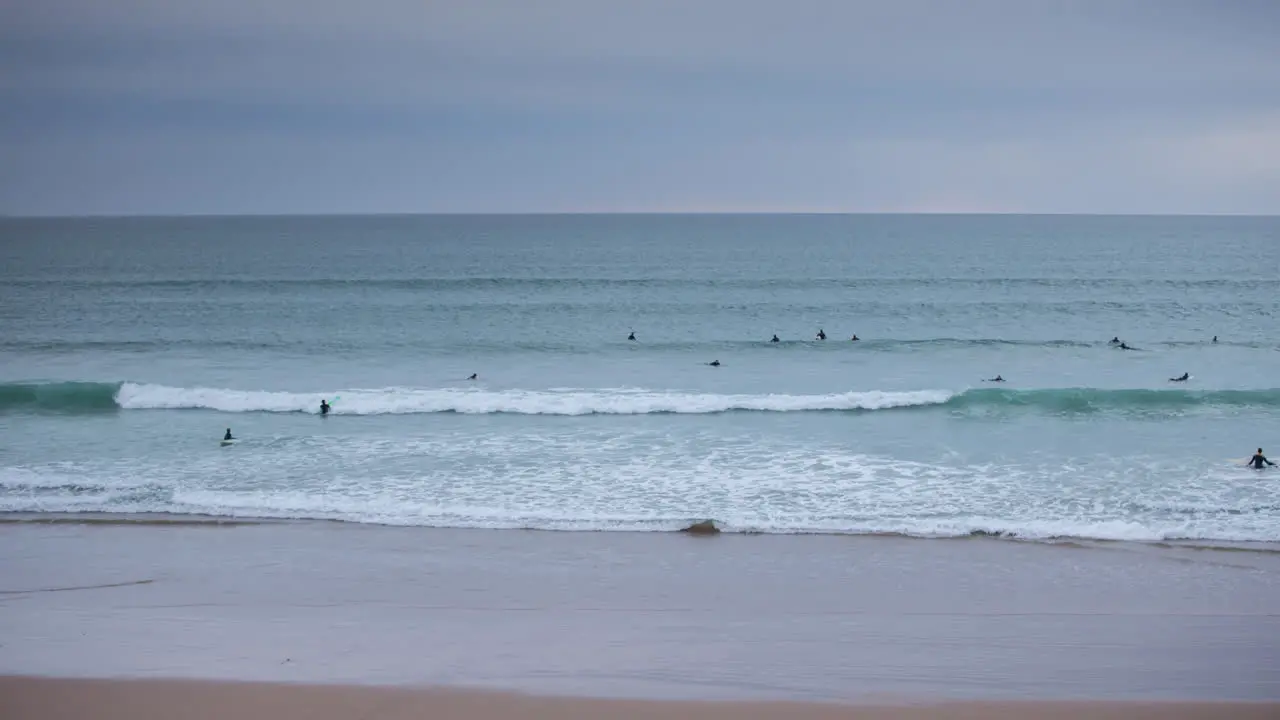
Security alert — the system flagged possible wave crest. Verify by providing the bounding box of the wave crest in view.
[1,381,1279,416]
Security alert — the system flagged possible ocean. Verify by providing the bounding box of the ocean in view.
[2,214,1278,544]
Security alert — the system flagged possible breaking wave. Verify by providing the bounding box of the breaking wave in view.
[2,381,1279,416]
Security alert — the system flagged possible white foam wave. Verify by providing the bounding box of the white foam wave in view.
[113,383,955,415]
[4,438,1278,544]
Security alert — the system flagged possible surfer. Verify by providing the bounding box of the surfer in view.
[320,399,330,416]
[1169,373,1189,382]
[1248,449,1275,469]
[771,334,780,343]
[1110,337,1121,344]
[628,331,636,341]
[467,373,477,381]
[223,428,234,441]
[1119,342,1134,350]
[708,360,721,367]
[816,329,826,341]
[1212,336,1218,343]
[984,375,1005,382]
[850,334,859,341]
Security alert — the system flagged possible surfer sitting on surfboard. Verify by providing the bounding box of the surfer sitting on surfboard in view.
[223,428,234,441]
[1249,449,1275,469]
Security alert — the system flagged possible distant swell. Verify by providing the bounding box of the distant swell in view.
[2,381,1279,416]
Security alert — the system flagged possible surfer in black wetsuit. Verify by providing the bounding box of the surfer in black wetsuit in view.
[1110,337,1121,345]
[984,375,1005,382]
[1248,449,1275,469]
[320,399,330,416]
[1212,336,1218,343]
[1119,342,1134,350]
[850,334,859,341]
[224,428,233,441]
[816,329,826,340]
[467,373,477,381]
[628,331,636,341]
[771,334,780,343]
[708,360,721,367]
[1169,373,1189,382]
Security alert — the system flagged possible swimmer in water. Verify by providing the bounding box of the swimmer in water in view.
[1169,372,1189,382]
[1248,449,1275,469]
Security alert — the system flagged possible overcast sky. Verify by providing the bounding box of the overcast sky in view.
[1,0,1278,215]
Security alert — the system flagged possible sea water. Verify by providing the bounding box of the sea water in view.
[1,214,1278,542]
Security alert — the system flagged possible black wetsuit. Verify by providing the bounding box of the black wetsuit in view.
[224,430,233,441]
[771,335,780,343]
[1249,454,1275,469]
[320,402,329,416]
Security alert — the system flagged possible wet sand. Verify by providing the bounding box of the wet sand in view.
[1,517,1279,702]
[2,677,1278,720]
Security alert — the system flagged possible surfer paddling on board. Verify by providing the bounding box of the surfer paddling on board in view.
[708,360,721,367]
[1249,449,1275,469]
[1169,373,1189,382]
[467,373,477,381]
[320,399,330,416]
[984,375,1005,382]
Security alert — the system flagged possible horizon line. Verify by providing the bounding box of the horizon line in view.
[3,211,1278,220]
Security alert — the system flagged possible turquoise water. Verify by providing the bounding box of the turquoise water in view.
[1,214,1278,541]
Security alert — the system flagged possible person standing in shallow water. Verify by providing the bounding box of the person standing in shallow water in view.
[320,399,329,416]
[1249,449,1275,469]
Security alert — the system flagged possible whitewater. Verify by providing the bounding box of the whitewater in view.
[2,214,1279,545]
[5,381,1280,416]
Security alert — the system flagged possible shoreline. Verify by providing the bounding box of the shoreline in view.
[2,677,1277,720]
[2,512,1278,553]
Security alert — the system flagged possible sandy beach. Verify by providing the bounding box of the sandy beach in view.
[2,517,1279,714]
[2,677,1278,720]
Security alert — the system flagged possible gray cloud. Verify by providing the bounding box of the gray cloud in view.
[2,0,1278,214]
